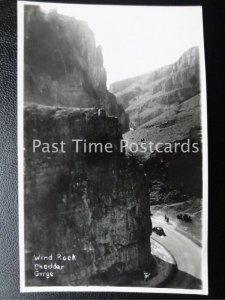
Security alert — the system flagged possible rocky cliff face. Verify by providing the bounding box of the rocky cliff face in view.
[24,6,129,132]
[112,48,202,208]
[123,93,202,205]
[110,47,200,127]
[24,104,152,286]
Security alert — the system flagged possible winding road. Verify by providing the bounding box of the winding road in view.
[151,215,202,289]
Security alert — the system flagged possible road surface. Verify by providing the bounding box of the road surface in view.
[151,215,202,289]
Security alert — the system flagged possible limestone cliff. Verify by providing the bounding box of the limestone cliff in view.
[110,47,200,127]
[24,104,152,286]
[24,5,129,132]
[112,48,202,209]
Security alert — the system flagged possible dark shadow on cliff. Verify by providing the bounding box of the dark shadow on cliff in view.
[88,257,201,290]
[164,269,202,290]
[25,252,201,290]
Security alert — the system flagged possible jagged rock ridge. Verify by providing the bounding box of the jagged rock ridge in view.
[24,5,129,132]
[110,47,200,127]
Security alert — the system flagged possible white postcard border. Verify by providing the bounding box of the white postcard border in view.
[18,1,208,294]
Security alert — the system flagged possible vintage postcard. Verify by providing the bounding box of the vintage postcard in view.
[18,1,208,294]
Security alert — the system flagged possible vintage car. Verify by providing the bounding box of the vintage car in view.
[177,213,192,222]
[152,226,166,236]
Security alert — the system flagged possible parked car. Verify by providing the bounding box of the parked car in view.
[177,213,192,222]
[152,226,166,236]
[183,214,192,222]
[177,214,183,220]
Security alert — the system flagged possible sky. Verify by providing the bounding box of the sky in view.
[40,3,203,86]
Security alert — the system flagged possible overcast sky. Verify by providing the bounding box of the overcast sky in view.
[40,3,203,86]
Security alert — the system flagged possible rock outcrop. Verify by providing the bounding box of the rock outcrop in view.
[123,92,202,204]
[110,47,200,127]
[24,6,129,132]
[24,104,152,286]
[112,48,202,207]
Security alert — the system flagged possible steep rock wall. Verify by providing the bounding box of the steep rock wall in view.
[118,48,202,207]
[24,104,152,286]
[24,6,129,132]
[110,47,200,127]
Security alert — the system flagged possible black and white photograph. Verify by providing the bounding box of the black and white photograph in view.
[18,1,208,294]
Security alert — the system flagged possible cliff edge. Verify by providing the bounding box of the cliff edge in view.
[24,6,129,132]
